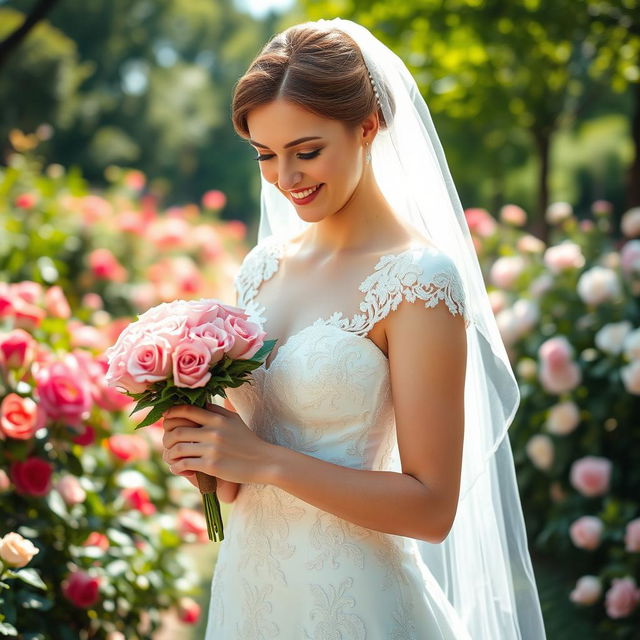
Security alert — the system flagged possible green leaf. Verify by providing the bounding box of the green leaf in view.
[16,591,53,611]
[11,568,46,591]
[134,398,174,428]
[0,621,17,636]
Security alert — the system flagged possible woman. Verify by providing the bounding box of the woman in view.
[162,18,546,639]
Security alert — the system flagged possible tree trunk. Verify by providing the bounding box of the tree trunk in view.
[532,129,551,243]
[627,80,640,209]
[0,0,61,69]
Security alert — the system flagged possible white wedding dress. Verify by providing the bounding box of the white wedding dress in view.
[205,234,473,639]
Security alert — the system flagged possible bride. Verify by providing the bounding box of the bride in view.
[161,18,547,639]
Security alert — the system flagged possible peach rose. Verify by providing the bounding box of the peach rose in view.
[0,532,39,568]
[0,393,46,439]
[44,285,71,319]
[499,204,527,226]
[570,576,602,606]
[106,434,150,463]
[516,234,545,254]
[570,456,612,497]
[621,207,640,238]
[202,189,227,210]
[121,487,155,515]
[545,401,580,436]
[55,474,86,506]
[605,577,640,619]
[525,434,554,471]
[624,518,640,553]
[569,515,604,550]
[543,242,585,274]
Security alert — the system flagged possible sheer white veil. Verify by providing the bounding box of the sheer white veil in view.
[255,17,546,639]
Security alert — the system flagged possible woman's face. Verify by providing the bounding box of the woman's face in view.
[246,98,368,222]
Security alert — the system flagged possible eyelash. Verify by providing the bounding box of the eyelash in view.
[254,149,323,162]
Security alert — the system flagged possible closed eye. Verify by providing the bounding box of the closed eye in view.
[254,149,323,162]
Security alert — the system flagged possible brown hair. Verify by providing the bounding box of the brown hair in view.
[231,22,394,139]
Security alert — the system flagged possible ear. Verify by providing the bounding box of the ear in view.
[360,111,379,145]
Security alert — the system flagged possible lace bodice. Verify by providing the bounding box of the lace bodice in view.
[205,234,473,639]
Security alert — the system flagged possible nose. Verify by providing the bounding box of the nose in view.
[275,159,303,191]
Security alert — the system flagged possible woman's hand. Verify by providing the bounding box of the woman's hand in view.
[161,402,275,486]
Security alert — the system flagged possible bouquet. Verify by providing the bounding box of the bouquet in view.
[104,299,274,541]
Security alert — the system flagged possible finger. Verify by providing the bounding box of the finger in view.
[163,417,200,432]
[165,442,204,463]
[172,457,210,476]
[205,401,236,417]
[165,405,221,425]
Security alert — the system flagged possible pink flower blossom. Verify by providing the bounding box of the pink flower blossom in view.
[569,516,604,550]
[0,393,46,439]
[202,189,227,210]
[624,518,640,552]
[570,456,612,497]
[605,577,640,619]
[570,576,602,605]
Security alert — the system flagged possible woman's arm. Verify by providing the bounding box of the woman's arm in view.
[261,299,467,543]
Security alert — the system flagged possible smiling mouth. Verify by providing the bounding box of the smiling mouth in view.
[290,184,323,200]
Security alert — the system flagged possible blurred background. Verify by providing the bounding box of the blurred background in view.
[0,1,638,639]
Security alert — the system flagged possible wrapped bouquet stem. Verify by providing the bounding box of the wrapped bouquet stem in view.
[105,299,274,542]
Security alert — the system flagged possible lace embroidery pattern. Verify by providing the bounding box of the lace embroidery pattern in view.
[304,576,367,640]
[236,579,279,640]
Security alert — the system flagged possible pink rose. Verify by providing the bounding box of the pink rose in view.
[0,393,46,439]
[11,281,42,304]
[516,234,545,254]
[0,328,36,370]
[88,248,127,282]
[538,336,581,394]
[35,357,93,424]
[202,189,227,210]
[489,256,526,289]
[149,217,191,250]
[543,242,585,274]
[12,298,46,330]
[106,434,150,463]
[177,597,201,624]
[464,207,497,237]
[177,507,209,543]
[620,240,640,277]
[173,338,212,388]
[44,285,71,319]
[126,335,173,385]
[224,315,266,360]
[15,193,38,209]
[546,201,573,224]
[570,576,602,606]
[10,457,53,496]
[55,474,86,506]
[72,425,96,447]
[620,360,640,395]
[539,336,573,367]
[80,195,112,223]
[225,220,247,241]
[151,316,189,350]
[569,516,604,550]
[577,266,621,306]
[605,577,640,619]
[624,518,640,552]
[121,487,156,515]
[190,321,235,364]
[62,570,101,608]
[570,456,612,497]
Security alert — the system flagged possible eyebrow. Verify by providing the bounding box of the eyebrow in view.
[248,136,323,150]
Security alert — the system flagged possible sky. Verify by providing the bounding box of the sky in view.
[235,0,296,17]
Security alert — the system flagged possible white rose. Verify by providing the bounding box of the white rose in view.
[623,328,640,361]
[595,321,633,356]
[621,360,640,395]
[544,242,585,274]
[546,201,573,224]
[545,401,580,435]
[526,434,555,471]
[490,256,526,289]
[570,575,602,606]
[577,267,621,305]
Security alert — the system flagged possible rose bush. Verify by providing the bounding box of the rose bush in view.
[467,199,640,636]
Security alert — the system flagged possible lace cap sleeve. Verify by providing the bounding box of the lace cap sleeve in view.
[358,246,470,332]
[416,249,469,329]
